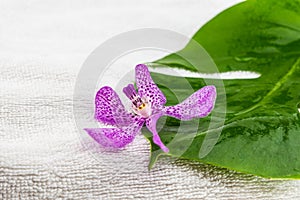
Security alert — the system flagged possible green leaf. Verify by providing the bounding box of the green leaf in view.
[144,0,300,179]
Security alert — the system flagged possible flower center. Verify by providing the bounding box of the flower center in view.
[123,84,152,118]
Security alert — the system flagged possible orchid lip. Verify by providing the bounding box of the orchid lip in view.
[132,96,152,118]
[123,83,152,118]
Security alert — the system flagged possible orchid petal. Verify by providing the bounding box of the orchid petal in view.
[145,112,169,153]
[95,86,135,126]
[163,85,216,120]
[85,118,145,148]
[135,64,166,110]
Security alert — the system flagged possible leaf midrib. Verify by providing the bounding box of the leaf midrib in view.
[234,57,300,116]
[194,114,298,138]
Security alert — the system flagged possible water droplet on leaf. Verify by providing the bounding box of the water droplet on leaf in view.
[234,56,256,62]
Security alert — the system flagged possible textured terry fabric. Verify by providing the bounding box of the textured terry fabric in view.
[1,0,300,199]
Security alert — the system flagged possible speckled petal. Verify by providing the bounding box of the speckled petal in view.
[85,118,145,148]
[95,86,135,126]
[135,64,166,110]
[163,85,216,120]
[145,112,169,153]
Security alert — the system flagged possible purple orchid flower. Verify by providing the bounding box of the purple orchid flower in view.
[84,64,216,153]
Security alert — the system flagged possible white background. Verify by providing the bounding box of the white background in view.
[1,0,300,199]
